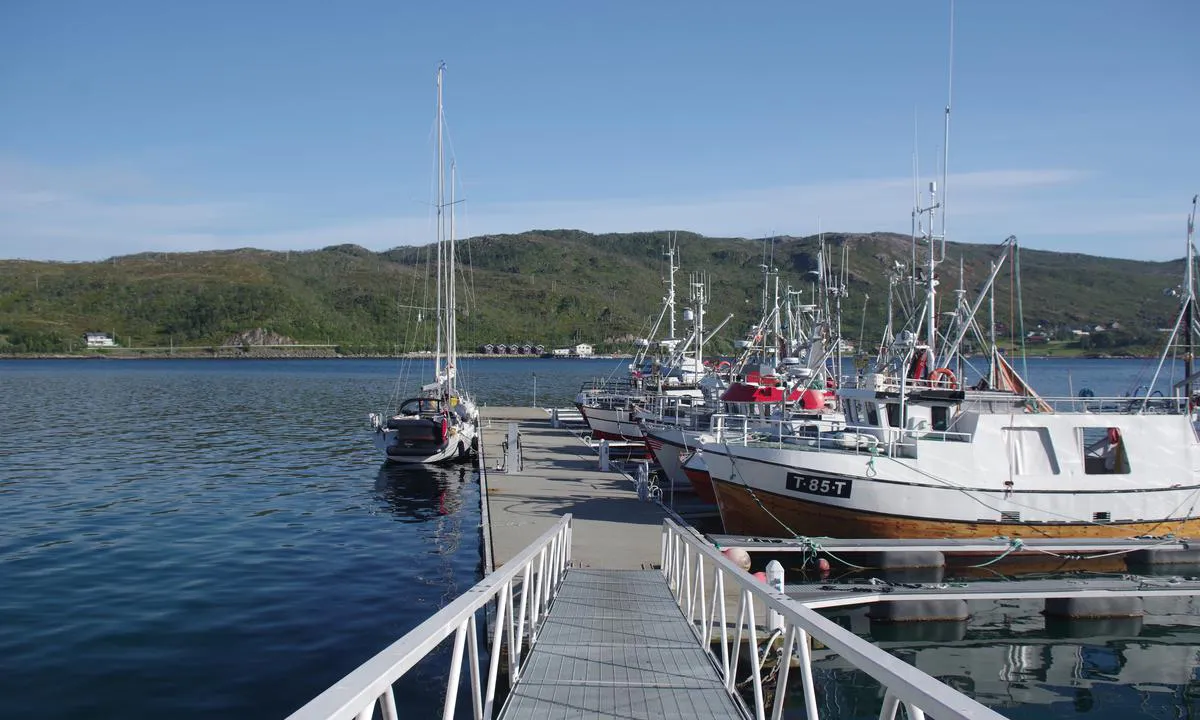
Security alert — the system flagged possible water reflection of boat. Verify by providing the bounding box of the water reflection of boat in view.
[373,464,472,524]
[802,600,1200,718]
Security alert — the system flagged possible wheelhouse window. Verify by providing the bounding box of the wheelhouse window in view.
[1079,426,1130,475]
[885,403,902,428]
[931,406,949,432]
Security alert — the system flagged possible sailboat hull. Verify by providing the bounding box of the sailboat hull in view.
[374,424,478,466]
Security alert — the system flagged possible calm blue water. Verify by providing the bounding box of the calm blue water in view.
[1,356,1196,718]
[0,357,616,718]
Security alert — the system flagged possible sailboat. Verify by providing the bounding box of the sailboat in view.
[369,64,479,465]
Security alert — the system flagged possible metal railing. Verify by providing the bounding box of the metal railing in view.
[1041,394,1188,414]
[710,413,973,457]
[288,515,573,720]
[660,518,1007,720]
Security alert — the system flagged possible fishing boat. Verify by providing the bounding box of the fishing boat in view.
[369,64,479,465]
[641,249,843,498]
[575,235,725,442]
[701,196,1200,539]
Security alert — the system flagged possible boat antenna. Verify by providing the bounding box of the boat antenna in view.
[911,108,920,304]
[942,0,955,243]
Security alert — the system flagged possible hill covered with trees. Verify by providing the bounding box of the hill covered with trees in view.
[0,230,1185,355]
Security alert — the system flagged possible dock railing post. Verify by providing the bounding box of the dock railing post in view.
[505,423,521,474]
[598,440,610,471]
[550,408,560,428]
[636,461,649,501]
[766,560,785,632]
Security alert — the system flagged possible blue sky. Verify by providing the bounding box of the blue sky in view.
[1,0,1196,262]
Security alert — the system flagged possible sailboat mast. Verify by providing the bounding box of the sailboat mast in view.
[1187,195,1198,405]
[449,160,457,395]
[434,63,446,386]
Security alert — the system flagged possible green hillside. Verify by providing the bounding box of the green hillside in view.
[0,230,1185,355]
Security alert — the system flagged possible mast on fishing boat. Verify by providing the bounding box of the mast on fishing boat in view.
[1145,195,1200,411]
[665,233,679,345]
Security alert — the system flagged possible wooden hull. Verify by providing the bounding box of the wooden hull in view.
[711,478,1200,539]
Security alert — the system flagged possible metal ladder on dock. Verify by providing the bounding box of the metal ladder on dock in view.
[498,568,747,719]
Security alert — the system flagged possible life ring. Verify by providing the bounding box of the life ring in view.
[928,367,958,389]
[1107,427,1121,445]
[716,360,732,373]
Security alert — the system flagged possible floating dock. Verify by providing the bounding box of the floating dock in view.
[478,406,669,570]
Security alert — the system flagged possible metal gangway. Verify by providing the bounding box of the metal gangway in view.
[288,514,1007,720]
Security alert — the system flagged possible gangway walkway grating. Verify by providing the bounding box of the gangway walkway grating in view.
[498,568,750,719]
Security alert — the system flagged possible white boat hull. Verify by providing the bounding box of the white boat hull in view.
[702,412,1200,538]
[580,404,644,442]
[643,426,707,490]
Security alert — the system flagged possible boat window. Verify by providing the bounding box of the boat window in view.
[931,406,949,431]
[866,403,879,426]
[1078,426,1130,475]
[1003,427,1060,475]
[399,398,441,416]
[885,403,901,428]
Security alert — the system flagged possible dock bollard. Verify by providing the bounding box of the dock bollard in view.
[550,408,560,428]
[766,560,785,632]
[636,462,649,501]
[598,440,610,471]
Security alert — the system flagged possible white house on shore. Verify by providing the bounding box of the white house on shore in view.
[83,332,116,348]
[550,343,594,357]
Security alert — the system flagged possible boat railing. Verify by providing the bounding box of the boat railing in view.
[576,377,640,396]
[710,415,971,456]
[660,518,1007,720]
[1035,394,1189,415]
[287,515,573,720]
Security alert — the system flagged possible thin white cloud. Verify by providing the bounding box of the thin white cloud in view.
[1,159,1183,262]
